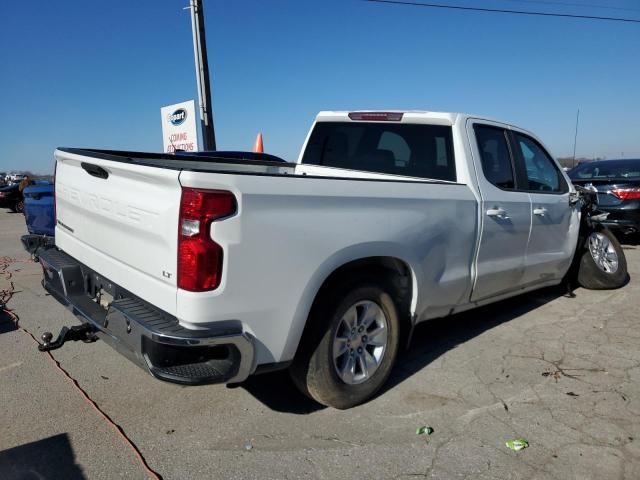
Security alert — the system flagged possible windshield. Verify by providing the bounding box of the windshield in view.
[569,160,640,180]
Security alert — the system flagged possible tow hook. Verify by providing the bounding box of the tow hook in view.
[38,324,99,352]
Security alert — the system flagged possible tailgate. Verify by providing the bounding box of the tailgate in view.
[54,149,182,314]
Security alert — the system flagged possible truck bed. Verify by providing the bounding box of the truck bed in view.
[53,147,477,365]
[58,148,297,175]
[58,148,460,183]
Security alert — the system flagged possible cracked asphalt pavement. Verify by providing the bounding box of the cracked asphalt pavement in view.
[1,208,639,479]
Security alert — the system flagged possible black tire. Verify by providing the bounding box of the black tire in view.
[290,280,401,409]
[14,199,24,214]
[577,228,628,290]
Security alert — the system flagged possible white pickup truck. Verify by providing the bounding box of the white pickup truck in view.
[39,111,627,408]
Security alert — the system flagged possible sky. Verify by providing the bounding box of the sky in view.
[1,0,639,173]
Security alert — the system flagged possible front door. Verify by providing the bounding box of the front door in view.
[511,132,579,285]
[469,122,532,302]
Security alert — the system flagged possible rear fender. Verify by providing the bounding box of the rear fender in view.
[280,242,421,363]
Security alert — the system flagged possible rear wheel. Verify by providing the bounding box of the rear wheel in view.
[13,199,24,214]
[290,281,400,409]
[577,228,628,290]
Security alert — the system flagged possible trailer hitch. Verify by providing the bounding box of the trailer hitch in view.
[38,324,99,352]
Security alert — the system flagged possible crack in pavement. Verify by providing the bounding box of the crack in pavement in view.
[1,255,163,480]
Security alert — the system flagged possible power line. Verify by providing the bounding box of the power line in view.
[364,0,640,23]
[503,0,640,13]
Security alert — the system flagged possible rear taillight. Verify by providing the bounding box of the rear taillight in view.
[177,188,236,292]
[611,188,640,201]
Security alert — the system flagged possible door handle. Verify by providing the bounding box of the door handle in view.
[81,162,109,180]
[533,207,548,217]
[486,208,509,219]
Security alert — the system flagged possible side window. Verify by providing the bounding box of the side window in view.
[474,125,515,189]
[514,134,566,192]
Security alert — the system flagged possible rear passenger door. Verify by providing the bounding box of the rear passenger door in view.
[469,122,532,302]
[511,132,578,285]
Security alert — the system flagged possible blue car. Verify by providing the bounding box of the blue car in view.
[21,181,55,257]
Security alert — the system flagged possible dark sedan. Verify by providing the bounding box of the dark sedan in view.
[0,183,24,213]
[569,159,640,235]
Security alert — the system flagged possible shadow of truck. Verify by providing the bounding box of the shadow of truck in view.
[0,433,86,480]
[242,285,565,413]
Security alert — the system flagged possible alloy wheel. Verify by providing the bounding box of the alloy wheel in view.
[588,232,618,274]
[332,300,388,385]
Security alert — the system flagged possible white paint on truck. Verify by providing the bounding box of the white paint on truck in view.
[50,110,580,405]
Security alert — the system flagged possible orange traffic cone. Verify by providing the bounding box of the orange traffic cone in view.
[253,133,264,153]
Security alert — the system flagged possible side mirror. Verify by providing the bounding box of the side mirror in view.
[569,191,580,206]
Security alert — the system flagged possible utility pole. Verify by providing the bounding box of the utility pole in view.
[572,109,580,168]
[189,0,216,151]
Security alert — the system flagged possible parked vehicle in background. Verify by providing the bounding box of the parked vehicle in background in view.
[569,159,640,235]
[38,111,628,408]
[0,183,24,213]
[0,172,7,185]
[572,185,628,289]
[21,181,55,257]
[6,173,26,184]
[23,182,55,235]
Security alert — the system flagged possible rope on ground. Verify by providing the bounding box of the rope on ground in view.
[0,256,162,480]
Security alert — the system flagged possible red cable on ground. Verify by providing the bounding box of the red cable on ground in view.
[0,256,162,480]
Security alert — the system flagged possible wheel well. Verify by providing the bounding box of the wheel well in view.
[307,257,414,346]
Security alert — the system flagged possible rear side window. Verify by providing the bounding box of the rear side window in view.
[514,134,566,192]
[301,122,456,181]
[474,125,515,189]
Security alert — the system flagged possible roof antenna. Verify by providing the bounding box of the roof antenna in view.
[572,109,580,168]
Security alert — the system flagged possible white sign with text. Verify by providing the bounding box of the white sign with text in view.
[160,100,199,153]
